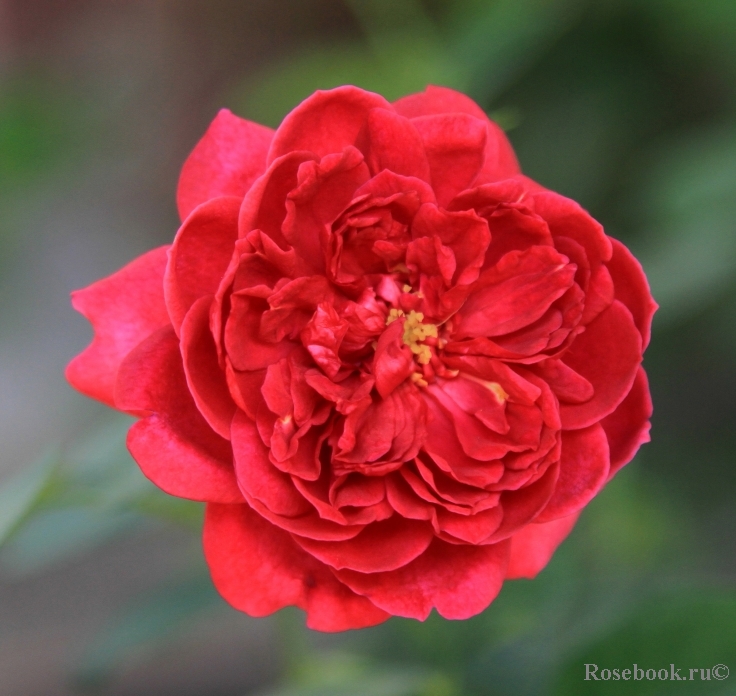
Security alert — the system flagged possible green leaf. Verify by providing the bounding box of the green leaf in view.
[0,450,58,547]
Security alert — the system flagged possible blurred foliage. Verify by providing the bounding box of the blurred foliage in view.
[0,77,77,187]
[0,414,203,576]
[256,651,455,696]
[74,573,222,691]
[554,590,736,694]
[2,0,736,693]
[0,74,94,281]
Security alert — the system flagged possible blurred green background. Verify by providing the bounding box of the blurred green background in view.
[1,0,735,694]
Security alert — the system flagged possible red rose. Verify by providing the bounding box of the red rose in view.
[67,86,656,631]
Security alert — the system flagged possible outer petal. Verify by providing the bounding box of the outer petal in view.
[560,301,642,430]
[66,246,170,408]
[532,191,612,267]
[505,512,580,579]
[475,122,522,185]
[411,113,487,207]
[393,85,489,120]
[177,109,273,221]
[393,85,520,184]
[361,107,431,181]
[268,86,392,163]
[204,503,389,631]
[602,366,652,480]
[293,517,434,573]
[117,327,243,503]
[535,424,609,523]
[607,238,658,349]
[165,196,241,333]
[335,538,510,621]
[180,296,236,440]
[485,461,560,541]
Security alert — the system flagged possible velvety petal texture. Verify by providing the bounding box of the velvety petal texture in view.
[67,85,655,631]
[66,246,171,408]
[177,109,273,221]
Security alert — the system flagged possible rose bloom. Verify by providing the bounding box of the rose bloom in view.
[67,86,656,631]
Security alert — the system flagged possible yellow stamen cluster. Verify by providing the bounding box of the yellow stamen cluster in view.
[386,309,438,365]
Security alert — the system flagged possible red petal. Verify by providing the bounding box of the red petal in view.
[411,203,490,286]
[259,276,335,343]
[293,517,433,573]
[531,359,594,404]
[393,85,519,184]
[239,151,317,248]
[505,512,579,579]
[66,246,170,408]
[165,196,240,333]
[560,300,642,429]
[436,506,504,544]
[180,296,236,440]
[127,417,241,503]
[412,113,487,207]
[117,327,242,503]
[580,263,614,325]
[602,366,652,480]
[334,382,427,469]
[457,246,576,339]
[536,424,609,523]
[332,474,386,509]
[486,461,560,541]
[177,109,273,221]
[532,191,612,267]
[282,147,370,274]
[204,503,389,631]
[393,85,489,120]
[301,304,348,379]
[361,107,431,181]
[482,206,554,270]
[224,293,298,371]
[373,319,415,398]
[608,238,658,349]
[474,120,522,185]
[335,538,510,620]
[353,168,436,204]
[268,86,391,163]
[230,409,312,518]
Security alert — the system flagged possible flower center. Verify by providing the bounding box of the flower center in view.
[386,309,438,365]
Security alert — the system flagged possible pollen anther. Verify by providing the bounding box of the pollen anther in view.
[401,310,438,365]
